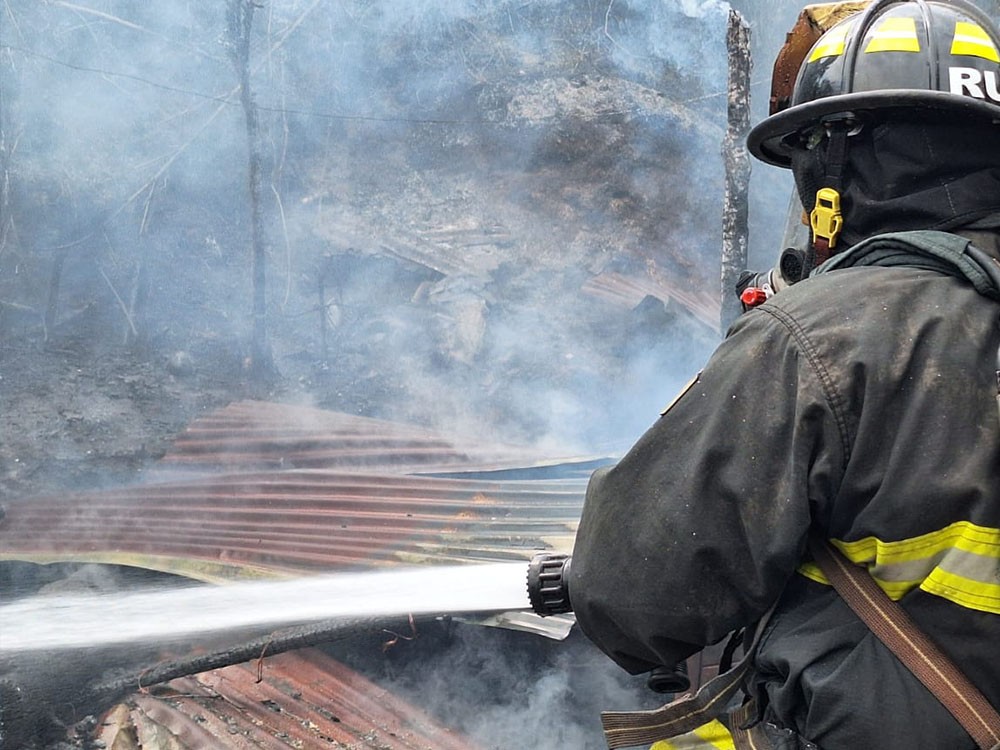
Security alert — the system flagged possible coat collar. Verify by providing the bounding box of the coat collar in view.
[814,230,1000,301]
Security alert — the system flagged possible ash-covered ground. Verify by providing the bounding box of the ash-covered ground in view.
[0,335,233,501]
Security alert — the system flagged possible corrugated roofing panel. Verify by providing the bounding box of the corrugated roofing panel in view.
[0,469,583,580]
[96,648,483,750]
[0,401,595,749]
[156,400,561,475]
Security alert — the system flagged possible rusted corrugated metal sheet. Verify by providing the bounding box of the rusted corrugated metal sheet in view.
[96,647,483,750]
[0,469,584,580]
[156,400,588,476]
[0,401,596,749]
[0,401,594,580]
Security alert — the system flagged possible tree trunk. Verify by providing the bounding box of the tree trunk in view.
[43,251,67,341]
[227,0,274,380]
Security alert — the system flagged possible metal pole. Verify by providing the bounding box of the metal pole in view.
[720,10,752,333]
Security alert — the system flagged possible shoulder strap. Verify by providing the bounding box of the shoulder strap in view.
[809,536,1000,750]
[599,654,750,748]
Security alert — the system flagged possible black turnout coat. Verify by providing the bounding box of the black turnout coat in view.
[570,231,1000,749]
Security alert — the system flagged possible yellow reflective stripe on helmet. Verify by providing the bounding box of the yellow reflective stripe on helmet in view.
[809,22,854,62]
[796,521,1000,614]
[951,21,1000,62]
[865,16,921,53]
[650,720,736,750]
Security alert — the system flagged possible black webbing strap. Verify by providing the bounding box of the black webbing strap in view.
[810,125,851,268]
[728,699,773,750]
[809,536,1000,750]
[822,125,849,192]
[600,609,776,749]
[600,656,749,748]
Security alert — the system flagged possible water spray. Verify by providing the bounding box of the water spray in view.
[0,553,694,747]
[0,562,533,748]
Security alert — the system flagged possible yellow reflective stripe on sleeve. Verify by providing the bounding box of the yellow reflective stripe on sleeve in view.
[809,23,853,61]
[650,719,736,750]
[834,521,1000,564]
[865,17,920,53]
[693,719,736,750]
[952,21,1000,62]
[798,561,827,586]
[796,521,1000,614]
[799,562,931,600]
[923,566,1000,612]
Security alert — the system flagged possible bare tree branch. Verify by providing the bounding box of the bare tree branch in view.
[53,2,146,32]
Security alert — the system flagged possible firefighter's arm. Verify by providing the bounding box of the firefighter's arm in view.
[568,306,845,674]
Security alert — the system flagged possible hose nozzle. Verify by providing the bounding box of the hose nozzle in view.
[526,552,572,616]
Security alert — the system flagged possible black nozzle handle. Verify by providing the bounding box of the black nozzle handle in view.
[526,552,572,616]
[646,661,691,694]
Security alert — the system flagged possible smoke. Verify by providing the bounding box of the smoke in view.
[353,622,662,750]
[0,0,746,455]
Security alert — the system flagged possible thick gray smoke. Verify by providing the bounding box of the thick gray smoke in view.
[0,0,740,454]
[341,621,665,750]
[3,1,998,449]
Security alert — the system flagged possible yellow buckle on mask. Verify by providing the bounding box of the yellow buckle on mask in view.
[810,187,843,250]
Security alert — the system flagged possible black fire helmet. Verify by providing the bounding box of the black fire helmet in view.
[747,0,1000,257]
[748,0,1000,168]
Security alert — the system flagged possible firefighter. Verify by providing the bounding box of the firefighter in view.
[567,0,1000,747]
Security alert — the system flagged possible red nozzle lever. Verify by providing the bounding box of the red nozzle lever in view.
[740,287,769,308]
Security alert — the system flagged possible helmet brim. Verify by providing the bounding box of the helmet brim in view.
[747,90,1000,168]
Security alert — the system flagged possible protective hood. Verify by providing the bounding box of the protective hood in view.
[790,119,1000,249]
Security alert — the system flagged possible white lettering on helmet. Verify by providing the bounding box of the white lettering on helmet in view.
[950,66,1000,103]
[950,66,984,97]
[987,71,1000,102]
